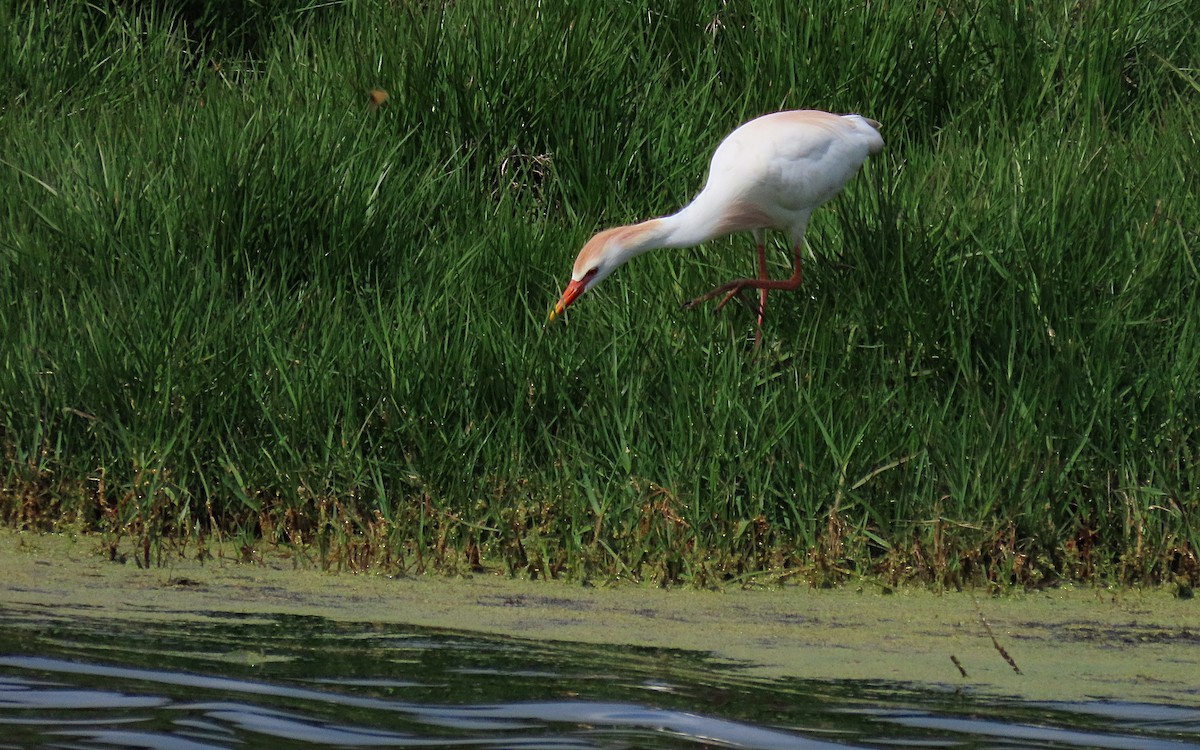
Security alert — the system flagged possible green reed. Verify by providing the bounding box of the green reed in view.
[1,0,1197,585]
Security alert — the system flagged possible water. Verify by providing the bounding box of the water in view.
[2,602,1198,749]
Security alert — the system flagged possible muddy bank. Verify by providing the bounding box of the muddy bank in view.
[2,530,1196,705]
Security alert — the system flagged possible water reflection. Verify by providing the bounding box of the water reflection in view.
[1,604,1198,749]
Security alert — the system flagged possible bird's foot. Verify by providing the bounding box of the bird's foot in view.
[682,280,762,318]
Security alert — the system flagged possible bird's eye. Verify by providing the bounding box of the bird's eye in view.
[583,268,599,282]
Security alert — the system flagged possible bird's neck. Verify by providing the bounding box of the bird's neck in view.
[625,201,726,254]
[600,216,694,265]
[600,191,739,271]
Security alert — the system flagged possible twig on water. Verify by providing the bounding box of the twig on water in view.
[974,598,1022,675]
[950,654,969,678]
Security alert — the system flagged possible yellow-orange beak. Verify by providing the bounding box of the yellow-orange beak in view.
[549,278,587,321]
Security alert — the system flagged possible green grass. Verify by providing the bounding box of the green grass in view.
[1,0,1197,586]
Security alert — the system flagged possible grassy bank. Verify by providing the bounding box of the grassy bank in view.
[2,1,1197,586]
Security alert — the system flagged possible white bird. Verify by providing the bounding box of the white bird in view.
[550,110,883,341]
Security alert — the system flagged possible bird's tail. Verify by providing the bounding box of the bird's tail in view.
[842,114,884,154]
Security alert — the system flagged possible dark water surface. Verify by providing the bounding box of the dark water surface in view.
[1,603,1198,749]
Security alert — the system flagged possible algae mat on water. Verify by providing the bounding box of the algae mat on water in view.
[2,530,1197,706]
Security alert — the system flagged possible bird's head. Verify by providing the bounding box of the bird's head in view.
[549,227,631,320]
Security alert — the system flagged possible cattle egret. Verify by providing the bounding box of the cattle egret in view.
[550,110,883,342]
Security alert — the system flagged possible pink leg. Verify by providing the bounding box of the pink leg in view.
[755,241,768,347]
[683,242,805,318]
